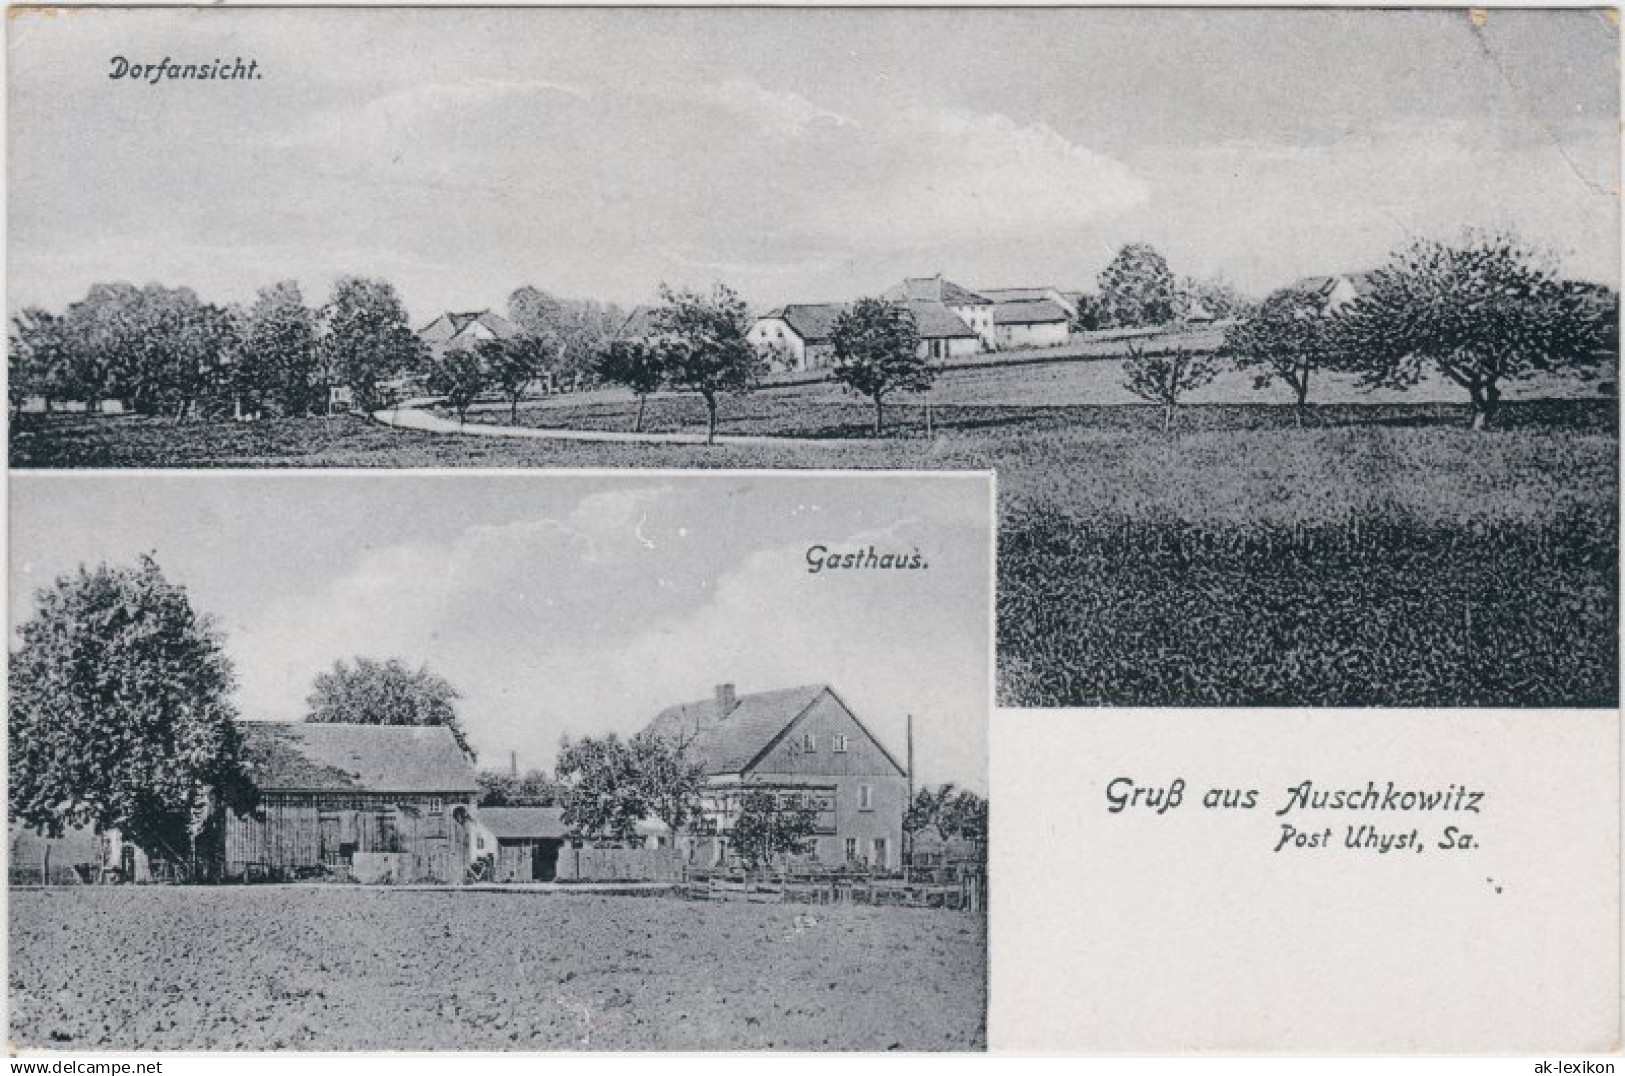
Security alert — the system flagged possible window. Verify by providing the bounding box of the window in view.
[833,734,849,753]
[802,732,817,752]
[427,797,443,815]
[873,838,888,870]
[844,837,858,861]
[859,785,874,811]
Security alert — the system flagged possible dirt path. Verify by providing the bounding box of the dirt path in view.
[371,400,867,448]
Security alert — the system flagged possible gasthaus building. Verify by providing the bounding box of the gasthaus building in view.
[644,683,909,870]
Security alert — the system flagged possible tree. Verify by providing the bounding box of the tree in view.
[425,346,486,423]
[1177,275,1246,322]
[9,556,251,862]
[1121,342,1218,433]
[481,335,552,422]
[651,282,762,444]
[321,277,426,411]
[509,286,623,390]
[629,729,706,845]
[304,657,474,758]
[553,730,705,845]
[1222,286,1339,423]
[1335,233,1614,429]
[233,281,319,417]
[1097,243,1177,329]
[904,782,960,840]
[1070,294,1105,333]
[829,298,932,435]
[594,338,665,432]
[729,788,818,871]
[56,282,143,411]
[938,789,989,846]
[51,283,234,420]
[476,768,562,808]
[554,733,647,842]
[8,307,67,417]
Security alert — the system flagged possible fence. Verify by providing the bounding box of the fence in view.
[555,846,684,882]
[680,866,985,911]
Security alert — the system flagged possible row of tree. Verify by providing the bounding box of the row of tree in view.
[593,289,940,439]
[1118,233,1617,431]
[7,279,626,422]
[7,278,425,420]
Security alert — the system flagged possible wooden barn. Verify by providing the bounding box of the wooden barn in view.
[473,807,568,882]
[221,722,479,883]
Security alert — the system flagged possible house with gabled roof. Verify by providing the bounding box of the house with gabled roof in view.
[644,683,909,870]
[417,310,518,358]
[977,286,1080,320]
[883,275,995,352]
[990,299,1071,349]
[220,722,480,884]
[748,302,847,371]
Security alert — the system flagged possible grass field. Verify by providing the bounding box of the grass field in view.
[9,887,986,1051]
[10,373,1616,708]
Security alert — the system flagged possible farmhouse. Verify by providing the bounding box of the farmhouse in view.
[978,286,1081,321]
[645,683,909,870]
[883,276,995,351]
[748,303,845,371]
[221,722,479,883]
[417,309,518,358]
[473,806,568,882]
[989,299,1071,349]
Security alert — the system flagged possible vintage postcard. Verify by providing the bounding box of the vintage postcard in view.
[4,3,1621,1062]
[6,470,993,1051]
[6,6,1617,710]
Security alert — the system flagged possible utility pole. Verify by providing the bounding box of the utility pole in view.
[905,713,915,874]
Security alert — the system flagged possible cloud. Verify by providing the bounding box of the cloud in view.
[699,77,858,138]
[823,105,1150,249]
[232,482,990,789]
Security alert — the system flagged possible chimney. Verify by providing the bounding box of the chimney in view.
[509,751,518,777]
[715,683,737,718]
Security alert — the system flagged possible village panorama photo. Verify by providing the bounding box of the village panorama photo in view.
[7,6,1616,708]
[6,471,993,1051]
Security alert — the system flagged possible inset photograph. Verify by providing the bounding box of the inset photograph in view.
[7,472,992,1051]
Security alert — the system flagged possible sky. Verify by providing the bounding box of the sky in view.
[7,473,993,792]
[7,7,1617,322]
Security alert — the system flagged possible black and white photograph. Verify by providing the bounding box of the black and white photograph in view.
[6,472,992,1051]
[7,6,1617,710]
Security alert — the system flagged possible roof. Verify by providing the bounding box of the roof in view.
[991,299,1069,325]
[903,300,978,339]
[419,310,517,346]
[882,276,990,306]
[617,305,661,339]
[761,303,848,345]
[479,807,567,840]
[239,722,479,795]
[645,684,906,778]
[977,287,1056,304]
[645,684,829,775]
[1290,273,1380,301]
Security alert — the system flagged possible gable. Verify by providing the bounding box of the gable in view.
[746,689,907,779]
